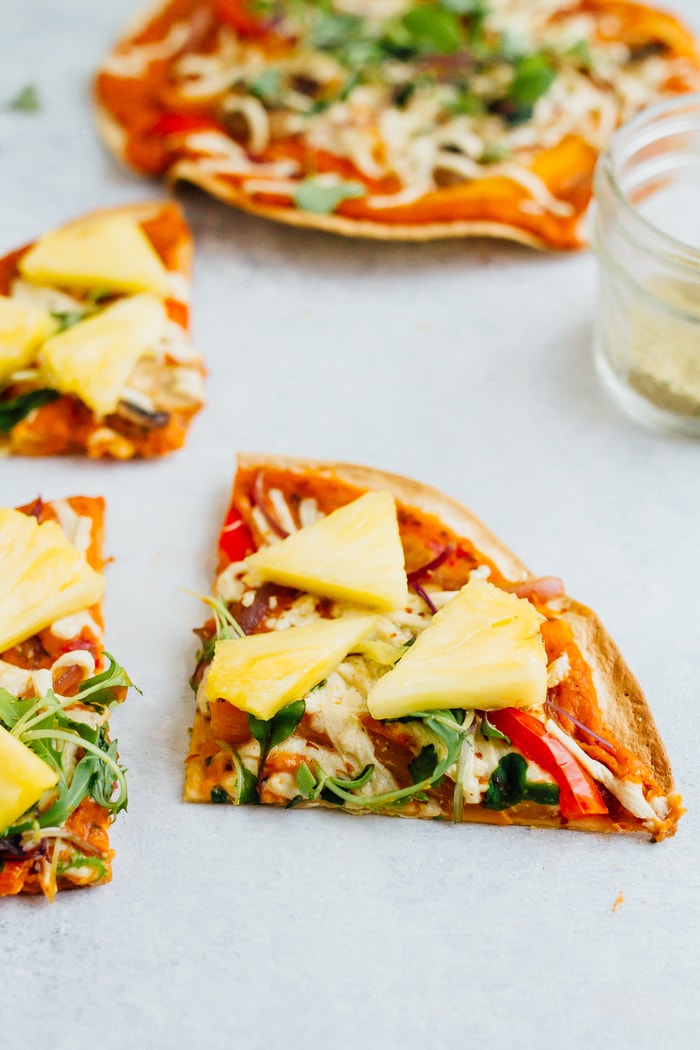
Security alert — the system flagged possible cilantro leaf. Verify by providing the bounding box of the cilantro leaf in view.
[0,389,60,433]
[293,178,366,215]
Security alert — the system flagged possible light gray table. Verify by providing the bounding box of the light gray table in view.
[1,3,698,1048]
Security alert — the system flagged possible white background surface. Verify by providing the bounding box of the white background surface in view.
[1,2,699,1047]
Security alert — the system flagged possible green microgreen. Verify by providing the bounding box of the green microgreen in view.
[50,309,85,333]
[480,712,511,744]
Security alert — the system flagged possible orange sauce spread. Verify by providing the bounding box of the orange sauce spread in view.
[95,0,699,248]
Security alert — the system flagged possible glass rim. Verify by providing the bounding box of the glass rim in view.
[597,93,700,272]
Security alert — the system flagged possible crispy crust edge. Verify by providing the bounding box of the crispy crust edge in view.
[232,453,676,803]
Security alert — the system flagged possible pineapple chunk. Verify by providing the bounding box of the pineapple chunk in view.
[245,491,408,611]
[39,293,167,417]
[0,725,59,833]
[0,295,56,383]
[18,213,170,297]
[367,579,547,720]
[205,614,377,720]
[0,508,104,653]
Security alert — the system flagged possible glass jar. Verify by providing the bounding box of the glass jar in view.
[591,94,700,437]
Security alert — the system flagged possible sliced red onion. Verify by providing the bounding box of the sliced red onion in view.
[407,545,452,584]
[253,471,289,538]
[414,583,437,615]
[546,697,616,754]
[509,576,566,602]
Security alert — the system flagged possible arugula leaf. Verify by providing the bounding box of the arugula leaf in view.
[269,699,306,749]
[483,753,559,810]
[293,178,366,215]
[481,713,511,744]
[402,4,463,55]
[408,744,439,784]
[78,651,138,707]
[9,85,40,112]
[0,389,60,433]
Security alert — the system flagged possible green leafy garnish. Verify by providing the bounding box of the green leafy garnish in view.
[211,785,229,803]
[0,656,134,837]
[0,389,60,433]
[408,744,440,784]
[247,699,306,752]
[483,753,559,810]
[56,852,108,880]
[508,52,556,109]
[293,177,366,215]
[9,85,40,112]
[249,69,283,103]
[402,4,463,55]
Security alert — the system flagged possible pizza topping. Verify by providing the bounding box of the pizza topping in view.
[0,509,104,653]
[205,614,377,720]
[0,295,56,383]
[38,294,167,418]
[367,579,547,719]
[19,213,171,297]
[0,727,60,833]
[245,490,409,611]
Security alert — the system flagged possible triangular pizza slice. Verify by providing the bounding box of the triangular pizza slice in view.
[0,201,204,458]
[0,496,136,897]
[185,454,682,841]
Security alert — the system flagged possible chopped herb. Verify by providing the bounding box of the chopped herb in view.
[483,752,559,810]
[57,852,108,880]
[210,785,229,803]
[9,85,40,112]
[293,177,366,215]
[0,389,60,433]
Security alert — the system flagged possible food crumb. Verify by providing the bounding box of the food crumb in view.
[612,890,624,913]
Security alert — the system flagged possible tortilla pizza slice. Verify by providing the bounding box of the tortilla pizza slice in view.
[96,0,700,248]
[0,497,135,898]
[185,454,682,840]
[0,201,204,459]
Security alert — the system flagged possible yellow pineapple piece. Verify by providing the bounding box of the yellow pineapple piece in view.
[245,491,408,611]
[205,614,377,720]
[367,579,547,720]
[39,293,167,417]
[18,213,170,297]
[0,508,104,652]
[0,726,59,833]
[0,295,56,383]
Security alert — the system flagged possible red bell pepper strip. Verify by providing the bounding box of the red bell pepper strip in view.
[149,113,226,138]
[218,506,256,564]
[487,708,609,821]
[214,0,269,37]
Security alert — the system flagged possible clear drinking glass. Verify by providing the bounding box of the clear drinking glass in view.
[591,95,700,437]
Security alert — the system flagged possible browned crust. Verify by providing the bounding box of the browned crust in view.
[166,159,550,249]
[231,453,676,804]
